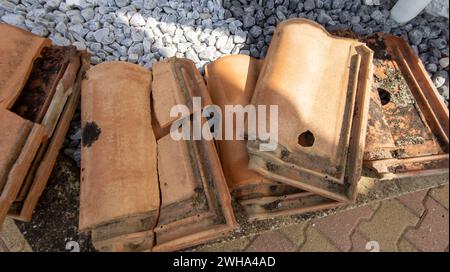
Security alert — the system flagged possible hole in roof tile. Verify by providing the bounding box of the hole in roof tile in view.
[298,130,315,147]
[377,88,391,106]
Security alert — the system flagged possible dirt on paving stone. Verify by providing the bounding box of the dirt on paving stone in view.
[15,154,95,252]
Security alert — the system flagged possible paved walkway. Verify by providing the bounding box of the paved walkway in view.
[0,218,32,252]
[197,184,449,252]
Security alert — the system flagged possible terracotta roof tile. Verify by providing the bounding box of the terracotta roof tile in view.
[247,19,373,203]
[0,24,84,225]
[0,23,51,109]
[362,33,449,179]
[153,132,236,251]
[152,58,212,129]
[79,61,160,232]
[205,55,271,192]
[205,54,341,220]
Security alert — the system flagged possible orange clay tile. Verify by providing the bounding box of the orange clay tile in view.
[79,61,160,234]
[153,126,236,252]
[0,118,47,226]
[0,110,32,194]
[7,46,81,217]
[205,55,341,220]
[247,18,373,203]
[204,55,272,192]
[156,134,198,216]
[0,25,84,225]
[231,182,302,201]
[8,52,88,221]
[0,23,51,109]
[80,59,235,252]
[362,33,449,179]
[152,58,212,129]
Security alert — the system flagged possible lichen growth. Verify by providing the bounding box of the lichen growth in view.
[395,135,425,146]
[374,61,415,108]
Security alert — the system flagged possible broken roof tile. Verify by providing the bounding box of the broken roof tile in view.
[0,122,47,225]
[0,24,85,225]
[240,190,342,221]
[8,52,88,222]
[11,46,79,125]
[362,33,449,179]
[0,110,33,194]
[80,59,235,252]
[152,58,212,129]
[93,230,154,252]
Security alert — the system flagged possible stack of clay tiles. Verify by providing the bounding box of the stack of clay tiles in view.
[205,19,448,221]
[205,55,342,220]
[206,19,374,220]
[0,23,88,226]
